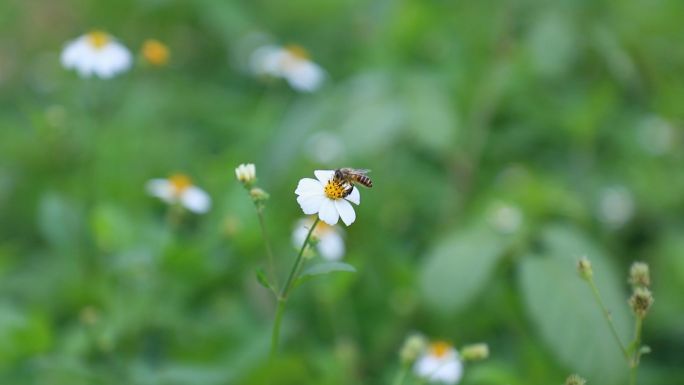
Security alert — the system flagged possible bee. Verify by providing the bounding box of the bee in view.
[333,168,373,197]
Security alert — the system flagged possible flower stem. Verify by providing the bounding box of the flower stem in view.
[586,277,630,359]
[255,206,278,290]
[269,217,320,357]
[629,316,644,385]
[391,365,409,385]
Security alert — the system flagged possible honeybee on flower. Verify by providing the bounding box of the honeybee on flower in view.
[250,44,325,92]
[61,31,132,79]
[146,174,211,214]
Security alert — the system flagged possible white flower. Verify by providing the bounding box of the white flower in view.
[292,217,345,261]
[61,31,132,79]
[250,44,325,92]
[235,163,256,185]
[414,341,463,385]
[295,170,360,226]
[146,174,211,214]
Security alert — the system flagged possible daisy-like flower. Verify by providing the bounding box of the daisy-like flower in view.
[413,341,464,385]
[292,217,345,261]
[235,163,256,186]
[295,170,360,226]
[146,174,211,214]
[141,39,170,66]
[250,44,325,92]
[61,31,132,79]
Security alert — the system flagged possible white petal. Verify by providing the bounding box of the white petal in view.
[297,194,324,215]
[433,359,463,384]
[318,199,339,225]
[286,61,325,92]
[181,186,211,214]
[345,187,360,205]
[250,45,287,76]
[414,352,463,385]
[295,178,323,197]
[291,220,310,249]
[334,199,356,226]
[314,170,335,184]
[146,179,174,202]
[317,232,344,261]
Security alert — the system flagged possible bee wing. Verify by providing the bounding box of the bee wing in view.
[351,168,371,175]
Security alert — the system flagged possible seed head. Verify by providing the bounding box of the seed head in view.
[577,257,593,281]
[629,262,650,288]
[629,287,654,318]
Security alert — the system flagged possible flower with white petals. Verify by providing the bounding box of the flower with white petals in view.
[61,31,132,79]
[146,174,211,214]
[250,44,325,92]
[295,170,360,226]
[414,341,463,384]
[235,163,256,185]
[293,217,345,261]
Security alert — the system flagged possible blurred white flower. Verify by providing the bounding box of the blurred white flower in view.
[295,170,359,226]
[146,174,211,214]
[414,341,463,384]
[250,44,325,92]
[488,201,523,234]
[235,163,256,185]
[597,186,634,229]
[61,31,132,79]
[292,217,345,261]
[636,116,675,156]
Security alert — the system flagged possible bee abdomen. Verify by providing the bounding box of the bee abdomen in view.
[356,175,373,188]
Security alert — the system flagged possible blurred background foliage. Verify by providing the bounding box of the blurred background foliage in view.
[1,0,683,384]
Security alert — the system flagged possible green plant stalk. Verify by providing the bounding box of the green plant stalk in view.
[629,316,643,385]
[255,205,278,289]
[586,278,630,359]
[391,364,409,385]
[269,217,320,358]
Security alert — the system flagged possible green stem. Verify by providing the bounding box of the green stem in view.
[586,278,630,359]
[255,206,278,290]
[629,316,643,385]
[391,365,409,385]
[269,217,320,357]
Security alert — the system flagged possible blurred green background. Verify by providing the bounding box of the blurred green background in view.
[1,0,683,384]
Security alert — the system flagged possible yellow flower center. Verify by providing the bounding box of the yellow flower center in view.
[87,31,110,49]
[142,39,170,66]
[324,179,347,200]
[430,341,452,358]
[285,44,310,60]
[169,174,192,196]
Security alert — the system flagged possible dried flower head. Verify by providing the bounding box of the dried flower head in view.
[564,374,587,385]
[629,287,654,318]
[460,343,489,361]
[629,262,650,288]
[577,257,593,281]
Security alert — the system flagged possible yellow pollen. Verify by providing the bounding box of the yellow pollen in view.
[324,180,347,200]
[142,39,170,66]
[285,44,310,60]
[169,174,192,195]
[87,30,110,49]
[430,341,452,358]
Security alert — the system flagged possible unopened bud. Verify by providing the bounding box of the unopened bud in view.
[629,287,654,318]
[564,374,587,385]
[577,257,593,281]
[235,163,256,186]
[629,262,650,288]
[399,334,427,365]
[249,187,270,203]
[461,343,489,361]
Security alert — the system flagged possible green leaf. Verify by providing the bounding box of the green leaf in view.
[419,224,509,314]
[255,268,274,293]
[298,261,356,282]
[518,225,630,385]
[37,193,83,252]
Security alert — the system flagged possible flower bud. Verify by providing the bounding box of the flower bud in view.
[235,163,256,186]
[249,187,270,203]
[460,343,489,361]
[564,374,587,385]
[399,334,427,365]
[629,287,654,318]
[577,257,593,281]
[629,262,650,288]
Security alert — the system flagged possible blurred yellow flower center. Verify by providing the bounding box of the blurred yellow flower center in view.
[430,341,452,358]
[324,180,346,200]
[87,31,110,49]
[142,39,170,66]
[169,174,192,195]
[285,44,310,60]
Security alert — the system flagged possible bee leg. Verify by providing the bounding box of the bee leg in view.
[343,185,354,198]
